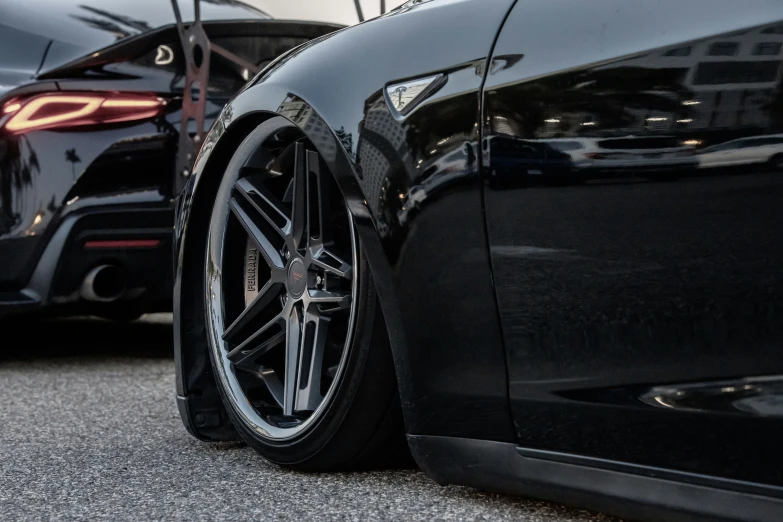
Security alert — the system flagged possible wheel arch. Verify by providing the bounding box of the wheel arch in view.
[174,107,280,441]
[174,91,408,440]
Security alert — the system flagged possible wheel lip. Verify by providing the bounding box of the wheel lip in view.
[204,136,359,442]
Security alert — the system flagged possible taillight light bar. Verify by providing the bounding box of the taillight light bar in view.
[83,239,161,249]
[0,92,166,135]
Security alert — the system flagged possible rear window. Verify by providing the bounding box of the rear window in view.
[597,137,682,150]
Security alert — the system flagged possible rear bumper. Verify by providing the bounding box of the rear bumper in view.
[0,192,173,318]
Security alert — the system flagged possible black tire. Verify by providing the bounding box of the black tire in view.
[188,117,407,470]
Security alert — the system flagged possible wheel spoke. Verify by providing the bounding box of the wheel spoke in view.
[310,247,353,280]
[229,313,286,364]
[228,197,285,269]
[308,289,352,312]
[234,176,292,239]
[227,331,284,368]
[222,279,284,344]
[283,304,303,416]
[258,367,284,408]
[290,142,307,249]
[233,365,285,409]
[294,310,329,412]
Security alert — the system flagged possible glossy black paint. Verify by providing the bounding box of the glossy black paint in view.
[0,0,338,318]
[174,0,783,519]
[0,114,166,310]
[484,0,783,487]
[175,0,516,442]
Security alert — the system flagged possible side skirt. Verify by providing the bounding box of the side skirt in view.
[408,435,783,522]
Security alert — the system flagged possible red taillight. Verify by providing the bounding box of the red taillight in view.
[83,239,161,249]
[0,92,166,135]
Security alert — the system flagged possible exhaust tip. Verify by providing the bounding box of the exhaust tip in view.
[81,265,126,302]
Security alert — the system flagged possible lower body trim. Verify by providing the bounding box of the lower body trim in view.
[407,435,783,522]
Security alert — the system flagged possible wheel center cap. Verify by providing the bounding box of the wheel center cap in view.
[287,257,307,298]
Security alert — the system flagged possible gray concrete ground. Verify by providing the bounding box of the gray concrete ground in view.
[0,314,619,521]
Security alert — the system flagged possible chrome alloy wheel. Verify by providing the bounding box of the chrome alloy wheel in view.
[205,137,358,441]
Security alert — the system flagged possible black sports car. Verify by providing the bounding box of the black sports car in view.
[174,1,783,520]
[0,0,338,320]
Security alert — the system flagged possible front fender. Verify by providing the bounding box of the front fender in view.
[175,0,516,442]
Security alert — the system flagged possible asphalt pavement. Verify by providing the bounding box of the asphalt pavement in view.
[0,314,620,521]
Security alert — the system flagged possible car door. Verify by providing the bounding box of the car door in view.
[482,0,783,488]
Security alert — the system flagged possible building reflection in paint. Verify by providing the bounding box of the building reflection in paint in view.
[486,22,783,186]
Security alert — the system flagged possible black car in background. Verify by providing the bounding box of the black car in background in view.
[0,0,339,320]
[173,0,783,520]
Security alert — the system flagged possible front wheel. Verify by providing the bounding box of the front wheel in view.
[194,117,406,470]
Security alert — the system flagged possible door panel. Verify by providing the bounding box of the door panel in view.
[483,0,783,486]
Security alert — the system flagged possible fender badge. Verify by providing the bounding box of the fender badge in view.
[385,73,447,118]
